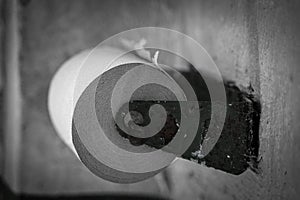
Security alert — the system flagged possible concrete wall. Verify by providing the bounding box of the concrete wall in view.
[1,0,300,199]
[165,1,300,199]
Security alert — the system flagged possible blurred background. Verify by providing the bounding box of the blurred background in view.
[1,0,300,199]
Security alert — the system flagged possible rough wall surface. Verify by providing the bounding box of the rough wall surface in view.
[165,1,300,200]
[14,0,300,199]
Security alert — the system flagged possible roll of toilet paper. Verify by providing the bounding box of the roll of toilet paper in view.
[48,46,201,183]
[48,28,228,183]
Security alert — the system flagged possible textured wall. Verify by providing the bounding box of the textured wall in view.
[165,1,300,199]
[1,0,299,199]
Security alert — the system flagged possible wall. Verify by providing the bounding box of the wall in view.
[1,0,300,199]
[165,1,300,199]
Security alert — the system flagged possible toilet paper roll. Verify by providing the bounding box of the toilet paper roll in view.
[48,46,201,183]
[48,27,229,183]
